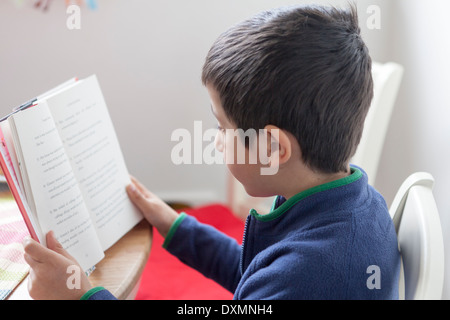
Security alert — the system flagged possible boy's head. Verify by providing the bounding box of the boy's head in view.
[202,4,373,175]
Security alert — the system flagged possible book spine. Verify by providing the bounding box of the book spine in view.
[0,129,40,243]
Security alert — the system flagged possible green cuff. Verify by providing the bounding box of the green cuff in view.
[80,286,106,300]
[162,212,187,249]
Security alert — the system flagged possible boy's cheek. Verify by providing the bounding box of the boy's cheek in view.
[226,163,247,185]
[226,159,266,193]
[223,135,249,165]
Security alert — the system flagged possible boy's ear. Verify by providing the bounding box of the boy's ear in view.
[263,125,292,166]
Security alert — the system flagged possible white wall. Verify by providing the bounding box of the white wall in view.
[0,0,448,298]
[0,0,228,205]
[0,0,382,206]
[374,0,450,299]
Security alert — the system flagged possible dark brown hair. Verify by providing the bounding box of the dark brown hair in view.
[202,4,373,174]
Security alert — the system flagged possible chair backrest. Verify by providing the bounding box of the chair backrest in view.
[389,173,444,300]
[352,62,404,185]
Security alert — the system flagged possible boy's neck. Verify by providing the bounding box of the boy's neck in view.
[281,166,351,200]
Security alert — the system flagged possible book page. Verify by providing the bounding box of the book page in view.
[44,75,142,250]
[0,124,44,243]
[10,102,105,271]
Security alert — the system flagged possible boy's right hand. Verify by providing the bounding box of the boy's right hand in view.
[126,176,179,238]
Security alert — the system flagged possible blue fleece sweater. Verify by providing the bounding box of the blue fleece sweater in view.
[85,166,400,300]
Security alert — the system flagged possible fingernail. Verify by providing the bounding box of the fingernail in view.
[130,183,137,193]
[22,235,32,246]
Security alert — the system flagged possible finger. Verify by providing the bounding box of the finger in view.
[24,251,40,268]
[126,183,155,212]
[129,176,144,191]
[23,237,46,264]
[23,233,69,265]
[129,176,154,197]
[46,231,75,261]
[126,182,142,201]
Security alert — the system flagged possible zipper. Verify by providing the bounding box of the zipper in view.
[239,214,251,275]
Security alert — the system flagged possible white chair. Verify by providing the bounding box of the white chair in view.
[352,62,404,185]
[389,172,444,300]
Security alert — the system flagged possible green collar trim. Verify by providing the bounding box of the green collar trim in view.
[250,167,363,222]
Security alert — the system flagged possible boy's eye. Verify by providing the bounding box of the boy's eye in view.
[217,125,225,132]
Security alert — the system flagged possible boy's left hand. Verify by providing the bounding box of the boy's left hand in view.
[23,231,92,300]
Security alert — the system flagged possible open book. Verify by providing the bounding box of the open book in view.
[0,75,142,272]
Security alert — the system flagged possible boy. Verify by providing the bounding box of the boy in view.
[23,4,400,300]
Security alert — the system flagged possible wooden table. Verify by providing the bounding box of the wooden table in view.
[89,219,152,299]
[7,219,152,300]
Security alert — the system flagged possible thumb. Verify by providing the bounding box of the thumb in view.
[46,231,74,261]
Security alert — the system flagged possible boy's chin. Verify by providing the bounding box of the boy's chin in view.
[242,185,275,198]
